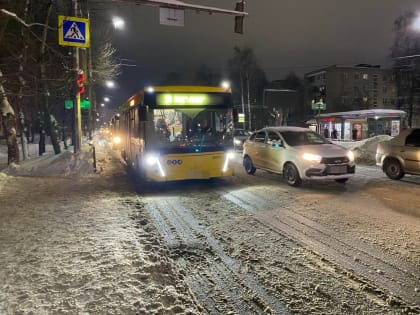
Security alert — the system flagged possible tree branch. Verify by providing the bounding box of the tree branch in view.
[1,9,57,30]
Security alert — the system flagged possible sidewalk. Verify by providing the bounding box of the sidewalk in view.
[0,144,201,314]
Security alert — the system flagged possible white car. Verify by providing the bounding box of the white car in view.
[243,126,356,186]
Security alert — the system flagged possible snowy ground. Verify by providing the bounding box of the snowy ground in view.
[1,135,417,314]
[0,139,202,314]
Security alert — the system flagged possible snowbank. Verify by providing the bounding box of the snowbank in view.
[0,140,98,177]
[332,135,393,165]
[2,149,95,177]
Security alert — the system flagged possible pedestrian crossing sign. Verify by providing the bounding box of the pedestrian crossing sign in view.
[58,16,90,48]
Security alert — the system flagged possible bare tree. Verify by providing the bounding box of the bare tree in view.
[0,5,20,164]
[0,69,19,164]
[194,64,220,86]
[92,42,121,84]
[227,46,267,130]
[1,1,122,163]
[391,11,420,127]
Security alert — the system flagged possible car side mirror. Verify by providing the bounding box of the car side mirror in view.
[269,139,283,147]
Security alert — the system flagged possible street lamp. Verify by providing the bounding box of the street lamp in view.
[413,15,420,31]
[105,80,115,88]
[221,80,230,89]
[112,17,125,30]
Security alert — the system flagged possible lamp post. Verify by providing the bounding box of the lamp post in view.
[112,17,125,30]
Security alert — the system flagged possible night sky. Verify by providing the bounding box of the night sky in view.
[93,0,420,109]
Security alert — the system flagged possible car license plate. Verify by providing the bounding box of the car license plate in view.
[328,165,347,174]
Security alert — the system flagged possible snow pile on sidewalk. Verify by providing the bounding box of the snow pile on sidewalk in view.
[1,147,96,177]
[333,135,392,165]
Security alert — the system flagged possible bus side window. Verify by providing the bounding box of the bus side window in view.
[139,106,148,121]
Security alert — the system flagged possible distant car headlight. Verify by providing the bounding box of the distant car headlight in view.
[347,150,355,162]
[302,152,322,163]
[113,136,121,144]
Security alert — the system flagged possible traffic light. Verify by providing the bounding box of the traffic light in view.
[234,1,244,34]
[77,70,85,95]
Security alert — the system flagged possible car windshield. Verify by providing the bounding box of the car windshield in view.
[281,130,329,146]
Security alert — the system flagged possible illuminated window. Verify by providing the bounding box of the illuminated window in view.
[363,73,368,80]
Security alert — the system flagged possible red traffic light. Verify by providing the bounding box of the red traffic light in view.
[77,70,85,95]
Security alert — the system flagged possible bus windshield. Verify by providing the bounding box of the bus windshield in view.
[148,108,229,152]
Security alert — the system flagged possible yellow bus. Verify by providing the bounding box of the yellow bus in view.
[118,85,237,181]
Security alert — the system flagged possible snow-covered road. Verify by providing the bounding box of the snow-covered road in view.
[0,144,419,314]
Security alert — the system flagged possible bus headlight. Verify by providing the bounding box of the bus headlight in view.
[223,150,235,172]
[145,154,165,177]
[226,150,235,160]
[113,136,121,144]
[146,154,158,166]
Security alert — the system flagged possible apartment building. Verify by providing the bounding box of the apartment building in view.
[303,64,398,119]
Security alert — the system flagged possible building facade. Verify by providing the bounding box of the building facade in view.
[304,64,398,123]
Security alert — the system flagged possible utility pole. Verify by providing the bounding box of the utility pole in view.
[86,0,94,139]
[73,0,82,153]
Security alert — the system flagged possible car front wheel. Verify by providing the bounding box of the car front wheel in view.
[283,163,302,187]
[243,156,256,174]
[384,159,405,180]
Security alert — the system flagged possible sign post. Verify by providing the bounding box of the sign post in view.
[311,100,326,133]
[58,16,90,48]
[58,13,90,153]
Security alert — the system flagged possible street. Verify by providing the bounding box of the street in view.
[0,148,419,314]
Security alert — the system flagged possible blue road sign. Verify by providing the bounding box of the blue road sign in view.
[58,16,90,48]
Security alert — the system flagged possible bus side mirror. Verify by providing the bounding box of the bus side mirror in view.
[233,108,238,124]
[139,106,148,121]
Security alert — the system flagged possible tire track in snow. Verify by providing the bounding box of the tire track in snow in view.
[142,196,291,315]
[218,187,420,308]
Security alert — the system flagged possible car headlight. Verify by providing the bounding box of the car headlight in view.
[113,136,121,144]
[234,139,242,145]
[302,152,322,163]
[347,150,355,162]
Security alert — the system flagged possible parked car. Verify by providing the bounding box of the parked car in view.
[375,128,420,180]
[242,126,356,186]
[224,128,251,151]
